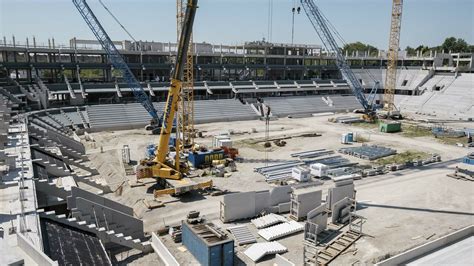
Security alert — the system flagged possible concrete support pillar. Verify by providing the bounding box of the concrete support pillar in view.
[33,36,36,48]
[12,35,15,47]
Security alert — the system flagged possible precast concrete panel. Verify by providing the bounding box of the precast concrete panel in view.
[221,191,256,222]
[269,185,292,206]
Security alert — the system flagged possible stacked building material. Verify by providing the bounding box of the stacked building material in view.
[251,213,287,229]
[254,161,304,181]
[339,145,396,160]
[244,241,288,262]
[227,225,256,245]
[258,221,304,241]
[291,149,335,159]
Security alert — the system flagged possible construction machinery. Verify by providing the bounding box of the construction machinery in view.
[136,0,213,197]
[380,0,403,119]
[72,0,162,133]
[136,0,197,181]
[299,0,378,121]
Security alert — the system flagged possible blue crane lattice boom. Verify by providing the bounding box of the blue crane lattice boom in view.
[72,0,160,123]
[300,0,373,113]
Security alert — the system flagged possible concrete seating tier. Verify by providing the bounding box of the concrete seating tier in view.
[263,95,361,117]
[87,99,259,130]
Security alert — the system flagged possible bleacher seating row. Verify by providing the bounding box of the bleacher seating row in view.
[263,95,362,117]
[353,69,430,91]
[87,99,261,131]
[396,73,473,120]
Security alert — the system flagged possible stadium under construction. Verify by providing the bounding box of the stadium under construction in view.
[1,0,473,265]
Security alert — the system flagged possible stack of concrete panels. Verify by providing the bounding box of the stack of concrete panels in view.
[227,225,256,245]
[306,203,328,235]
[244,241,287,262]
[220,186,292,222]
[251,213,287,229]
[258,221,304,241]
[290,186,322,221]
[327,176,355,212]
[331,197,353,224]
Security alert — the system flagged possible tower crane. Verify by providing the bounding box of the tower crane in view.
[72,0,161,133]
[382,0,403,119]
[299,0,377,119]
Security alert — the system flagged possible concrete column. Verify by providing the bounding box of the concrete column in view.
[33,36,36,48]
[12,35,15,48]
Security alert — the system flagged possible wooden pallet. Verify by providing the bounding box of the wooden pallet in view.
[317,230,361,265]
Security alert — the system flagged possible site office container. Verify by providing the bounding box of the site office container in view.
[188,150,225,168]
[379,121,401,133]
[182,222,234,266]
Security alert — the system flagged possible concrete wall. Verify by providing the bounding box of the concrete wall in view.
[67,187,133,216]
[75,197,144,238]
[16,232,58,266]
[269,186,292,206]
[291,189,322,220]
[151,233,179,266]
[327,183,354,210]
[220,186,292,222]
[221,191,256,222]
[376,225,474,265]
[255,191,270,215]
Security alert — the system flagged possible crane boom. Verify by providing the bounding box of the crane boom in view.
[72,0,160,125]
[300,0,373,113]
[384,0,403,112]
[136,0,198,181]
[156,0,197,163]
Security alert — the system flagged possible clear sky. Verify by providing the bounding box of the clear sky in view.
[0,0,473,49]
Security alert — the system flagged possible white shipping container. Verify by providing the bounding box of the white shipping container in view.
[292,166,311,182]
[310,163,329,177]
[218,139,233,148]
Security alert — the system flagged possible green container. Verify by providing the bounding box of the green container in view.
[379,121,401,133]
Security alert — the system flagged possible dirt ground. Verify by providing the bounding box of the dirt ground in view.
[85,114,474,265]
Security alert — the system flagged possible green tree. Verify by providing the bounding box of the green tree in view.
[405,46,416,56]
[415,45,430,56]
[343,42,378,56]
[441,37,469,52]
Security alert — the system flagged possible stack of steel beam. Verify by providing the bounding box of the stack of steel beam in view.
[334,116,364,124]
[338,145,396,160]
[290,149,335,159]
[254,161,304,181]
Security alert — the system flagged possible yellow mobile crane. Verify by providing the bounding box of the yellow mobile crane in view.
[381,0,403,119]
[137,0,212,196]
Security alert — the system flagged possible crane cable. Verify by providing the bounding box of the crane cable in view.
[97,0,141,50]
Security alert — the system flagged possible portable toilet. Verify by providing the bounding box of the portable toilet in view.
[347,132,354,142]
[341,134,349,144]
